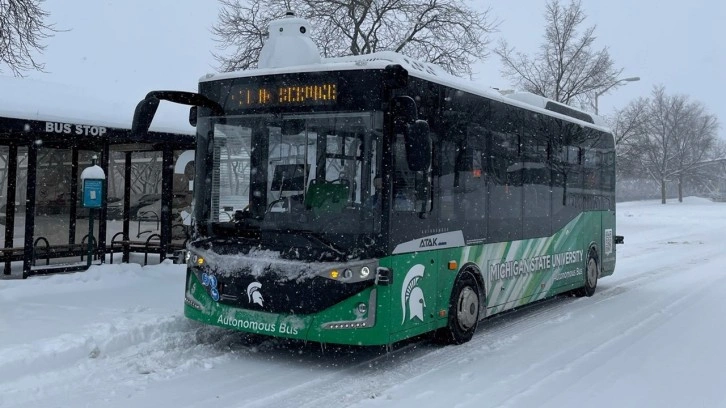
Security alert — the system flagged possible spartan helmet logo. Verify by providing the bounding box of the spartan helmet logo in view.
[401,264,426,324]
[246,282,264,307]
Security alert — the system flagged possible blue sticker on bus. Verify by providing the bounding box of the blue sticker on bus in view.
[201,273,210,286]
[210,288,220,302]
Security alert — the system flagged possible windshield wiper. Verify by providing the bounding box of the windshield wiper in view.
[262,229,347,261]
[303,231,346,257]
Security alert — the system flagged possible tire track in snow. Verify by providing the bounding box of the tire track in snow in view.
[597,232,721,301]
[239,296,592,408]
[492,258,726,408]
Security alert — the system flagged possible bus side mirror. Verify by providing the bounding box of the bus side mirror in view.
[383,64,408,89]
[388,95,431,171]
[132,90,224,137]
[405,120,431,172]
[390,96,418,124]
[189,106,198,127]
[131,96,160,137]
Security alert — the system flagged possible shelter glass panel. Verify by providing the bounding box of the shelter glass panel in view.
[35,148,76,249]
[12,147,28,248]
[130,151,163,240]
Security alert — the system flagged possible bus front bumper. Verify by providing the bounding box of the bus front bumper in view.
[184,272,390,346]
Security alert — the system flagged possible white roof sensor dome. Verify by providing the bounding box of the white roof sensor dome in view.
[258,11,321,69]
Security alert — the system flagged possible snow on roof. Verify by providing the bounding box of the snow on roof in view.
[80,164,106,180]
[0,75,193,135]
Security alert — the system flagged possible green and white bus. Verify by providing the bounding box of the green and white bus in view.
[132,13,617,346]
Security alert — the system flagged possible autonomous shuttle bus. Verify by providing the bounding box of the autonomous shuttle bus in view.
[132,12,617,346]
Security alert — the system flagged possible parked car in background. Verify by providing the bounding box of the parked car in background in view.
[135,192,191,222]
[129,194,162,220]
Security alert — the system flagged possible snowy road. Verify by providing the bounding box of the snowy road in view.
[1,197,725,408]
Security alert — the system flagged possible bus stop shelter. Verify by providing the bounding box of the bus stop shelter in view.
[1,77,195,279]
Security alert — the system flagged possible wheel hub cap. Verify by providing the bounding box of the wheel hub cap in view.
[587,258,597,286]
[457,286,479,330]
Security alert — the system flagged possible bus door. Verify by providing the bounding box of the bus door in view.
[386,133,439,339]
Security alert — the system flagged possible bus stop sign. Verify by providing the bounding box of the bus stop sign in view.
[82,179,103,208]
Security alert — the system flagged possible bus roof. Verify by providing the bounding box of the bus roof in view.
[199,12,610,132]
[201,56,610,132]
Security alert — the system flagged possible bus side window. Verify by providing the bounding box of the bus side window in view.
[437,139,457,220]
[486,102,524,242]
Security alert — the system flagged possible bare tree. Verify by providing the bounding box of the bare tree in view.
[130,152,163,196]
[677,143,726,201]
[212,0,497,76]
[609,98,648,179]
[616,86,720,203]
[670,105,719,201]
[0,0,56,76]
[495,0,622,107]
[635,87,686,203]
[609,98,648,146]
[708,140,726,199]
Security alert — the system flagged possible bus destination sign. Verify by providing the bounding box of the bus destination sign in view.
[228,82,337,109]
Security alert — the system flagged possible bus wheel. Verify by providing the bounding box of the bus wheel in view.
[435,271,480,345]
[576,249,599,297]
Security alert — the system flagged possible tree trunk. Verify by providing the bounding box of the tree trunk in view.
[661,179,667,204]
[678,175,683,202]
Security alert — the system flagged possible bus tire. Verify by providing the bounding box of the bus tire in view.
[435,270,480,345]
[576,248,599,297]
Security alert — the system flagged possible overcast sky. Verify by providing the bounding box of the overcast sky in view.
[20,0,725,135]
[472,0,725,128]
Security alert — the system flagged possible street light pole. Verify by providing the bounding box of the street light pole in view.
[595,76,640,115]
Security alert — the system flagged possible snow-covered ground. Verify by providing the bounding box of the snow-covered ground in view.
[1,197,724,408]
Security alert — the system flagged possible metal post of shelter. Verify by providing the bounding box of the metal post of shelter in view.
[122,152,132,263]
[99,144,110,261]
[69,148,79,245]
[160,148,174,260]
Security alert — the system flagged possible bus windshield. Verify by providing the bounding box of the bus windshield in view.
[193,111,383,258]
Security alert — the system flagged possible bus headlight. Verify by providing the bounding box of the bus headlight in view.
[187,250,207,268]
[322,260,378,283]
